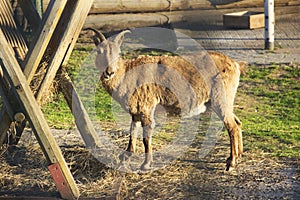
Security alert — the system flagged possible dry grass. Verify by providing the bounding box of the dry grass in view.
[0,123,299,199]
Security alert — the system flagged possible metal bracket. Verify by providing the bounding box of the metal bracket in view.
[48,163,77,200]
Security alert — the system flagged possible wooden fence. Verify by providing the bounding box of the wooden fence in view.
[40,0,300,32]
[42,0,300,14]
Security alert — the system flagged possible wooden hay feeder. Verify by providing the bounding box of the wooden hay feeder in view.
[223,11,265,29]
[0,0,99,199]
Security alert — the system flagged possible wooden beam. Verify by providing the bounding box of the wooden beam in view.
[23,0,68,82]
[59,71,100,148]
[0,28,79,200]
[36,0,94,103]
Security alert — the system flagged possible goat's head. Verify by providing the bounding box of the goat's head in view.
[88,28,130,80]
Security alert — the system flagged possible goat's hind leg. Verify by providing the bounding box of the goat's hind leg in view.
[223,114,242,171]
[140,112,155,171]
[234,114,243,157]
[210,78,243,170]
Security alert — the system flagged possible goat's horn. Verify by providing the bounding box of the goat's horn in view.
[87,28,106,45]
[114,30,131,46]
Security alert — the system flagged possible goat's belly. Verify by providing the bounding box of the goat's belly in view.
[162,101,207,118]
[184,103,207,118]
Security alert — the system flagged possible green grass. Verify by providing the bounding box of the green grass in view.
[40,46,299,159]
[236,64,299,158]
[42,45,114,129]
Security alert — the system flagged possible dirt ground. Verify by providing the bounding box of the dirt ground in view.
[0,124,299,199]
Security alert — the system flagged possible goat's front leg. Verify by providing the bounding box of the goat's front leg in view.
[119,119,141,161]
[141,125,153,171]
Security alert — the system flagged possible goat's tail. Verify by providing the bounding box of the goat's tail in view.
[236,61,247,75]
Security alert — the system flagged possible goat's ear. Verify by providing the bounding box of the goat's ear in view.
[114,30,131,47]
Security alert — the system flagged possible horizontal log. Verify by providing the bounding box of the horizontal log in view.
[83,9,226,33]
[89,0,214,14]
[170,0,213,10]
[88,0,298,14]
[215,0,296,9]
[84,13,169,32]
[39,0,300,15]
[287,0,300,5]
[90,0,171,14]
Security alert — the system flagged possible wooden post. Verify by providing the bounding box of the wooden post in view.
[265,0,275,50]
[0,28,79,199]
[59,71,101,148]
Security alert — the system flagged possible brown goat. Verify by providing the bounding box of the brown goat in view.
[89,28,245,171]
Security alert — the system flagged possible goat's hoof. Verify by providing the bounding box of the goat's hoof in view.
[119,151,132,161]
[238,153,243,159]
[140,162,152,171]
[239,149,243,158]
[226,157,237,171]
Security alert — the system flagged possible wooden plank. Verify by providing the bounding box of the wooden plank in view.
[36,0,94,103]
[59,71,100,148]
[23,0,68,83]
[0,29,79,200]
[42,0,51,13]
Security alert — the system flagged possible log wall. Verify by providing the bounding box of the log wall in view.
[41,0,300,33]
[41,0,300,14]
[89,0,300,13]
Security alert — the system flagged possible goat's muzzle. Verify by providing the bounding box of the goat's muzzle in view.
[103,69,115,80]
